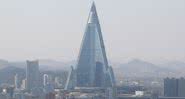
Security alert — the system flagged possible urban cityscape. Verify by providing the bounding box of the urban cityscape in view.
[0,0,185,99]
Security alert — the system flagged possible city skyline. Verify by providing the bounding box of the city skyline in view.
[0,1,184,99]
[0,0,185,62]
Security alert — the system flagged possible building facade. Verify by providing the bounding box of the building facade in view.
[164,78,185,97]
[177,78,185,97]
[65,2,116,89]
[26,60,40,90]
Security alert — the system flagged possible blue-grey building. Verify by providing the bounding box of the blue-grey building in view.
[177,78,185,97]
[26,60,40,90]
[164,78,185,97]
[164,78,178,97]
[65,2,116,89]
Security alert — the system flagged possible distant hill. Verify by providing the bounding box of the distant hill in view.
[0,59,9,69]
[38,59,70,71]
[9,59,72,71]
[0,58,185,79]
[159,61,185,76]
[0,66,25,84]
[114,59,178,78]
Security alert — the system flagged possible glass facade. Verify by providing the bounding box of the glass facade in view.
[76,2,115,88]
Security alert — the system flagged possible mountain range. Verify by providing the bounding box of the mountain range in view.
[0,59,185,78]
[114,59,184,78]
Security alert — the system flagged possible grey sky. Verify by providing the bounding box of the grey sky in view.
[0,0,185,62]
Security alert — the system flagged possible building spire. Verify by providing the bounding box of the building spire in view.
[88,1,98,23]
[91,1,96,12]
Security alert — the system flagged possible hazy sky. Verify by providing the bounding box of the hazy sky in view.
[0,0,185,62]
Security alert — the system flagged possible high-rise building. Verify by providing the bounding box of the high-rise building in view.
[178,78,185,97]
[26,60,40,90]
[164,78,178,97]
[14,74,21,89]
[164,78,185,97]
[65,2,116,89]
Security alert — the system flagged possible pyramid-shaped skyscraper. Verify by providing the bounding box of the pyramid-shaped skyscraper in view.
[65,2,116,89]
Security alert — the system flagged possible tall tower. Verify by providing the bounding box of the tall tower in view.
[75,2,115,88]
[164,78,178,97]
[26,60,40,90]
[14,74,21,89]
